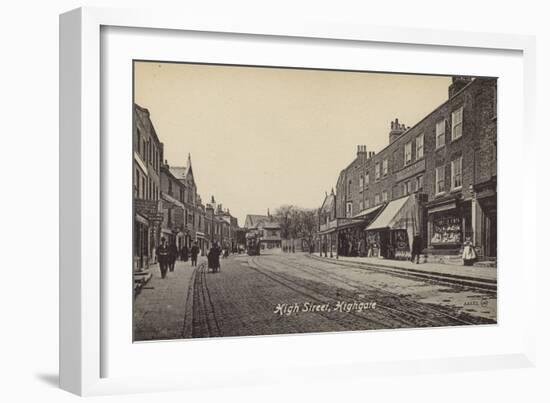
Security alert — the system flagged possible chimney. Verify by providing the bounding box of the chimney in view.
[389,118,407,144]
[448,76,473,98]
[356,145,367,158]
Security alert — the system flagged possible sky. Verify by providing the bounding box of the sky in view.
[134,61,451,226]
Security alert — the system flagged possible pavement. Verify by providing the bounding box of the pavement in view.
[308,254,497,289]
[133,257,206,341]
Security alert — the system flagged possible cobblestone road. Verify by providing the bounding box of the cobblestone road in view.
[134,251,496,341]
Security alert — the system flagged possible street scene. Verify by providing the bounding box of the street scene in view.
[134,251,496,340]
[133,61,497,341]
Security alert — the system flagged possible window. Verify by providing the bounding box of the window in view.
[359,200,364,211]
[375,163,380,180]
[436,120,445,149]
[416,175,424,192]
[135,169,140,197]
[451,156,463,189]
[359,175,364,191]
[365,172,370,187]
[382,191,388,202]
[435,165,445,194]
[383,158,388,176]
[348,180,352,197]
[416,134,424,159]
[346,202,353,218]
[136,129,142,155]
[451,106,463,140]
[141,177,146,199]
[403,181,411,196]
[168,180,173,196]
[375,193,380,205]
[366,199,370,209]
[404,142,412,165]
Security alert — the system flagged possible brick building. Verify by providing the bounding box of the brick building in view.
[324,76,497,262]
[133,104,164,271]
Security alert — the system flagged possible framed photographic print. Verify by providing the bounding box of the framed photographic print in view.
[60,7,537,396]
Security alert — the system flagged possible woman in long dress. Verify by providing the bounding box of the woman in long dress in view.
[462,238,477,266]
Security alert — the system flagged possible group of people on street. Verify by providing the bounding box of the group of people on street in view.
[155,238,201,279]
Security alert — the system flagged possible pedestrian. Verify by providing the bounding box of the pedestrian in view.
[168,241,177,272]
[156,237,170,279]
[462,238,477,266]
[190,241,199,267]
[411,232,423,264]
[181,244,189,262]
[208,241,222,273]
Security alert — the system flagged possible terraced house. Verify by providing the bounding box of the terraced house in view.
[322,76,497,264]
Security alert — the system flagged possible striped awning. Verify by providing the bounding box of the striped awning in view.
[366,195,418,231]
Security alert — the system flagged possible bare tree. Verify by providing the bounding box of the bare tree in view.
[274,205,318,252]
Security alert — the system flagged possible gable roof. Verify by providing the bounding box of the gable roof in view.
[320,192,335,213]
[245,214,274,229]
[169,166,187,180]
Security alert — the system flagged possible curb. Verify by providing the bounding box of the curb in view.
[307,255,497,292]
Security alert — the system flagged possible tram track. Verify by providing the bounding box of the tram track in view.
[185,262,223,338]
[253,254,489,328]
[272,255,483,326]
[249,256,432,330]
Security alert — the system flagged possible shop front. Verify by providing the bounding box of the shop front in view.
[134,199,163,271]
[365,195,421,260]
[426,196,471,256]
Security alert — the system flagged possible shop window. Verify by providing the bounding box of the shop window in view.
[431,213,462,246]
[404,142,412,165]
[416,134,424,159]
[436,120,445,149]
[435,165,445,195]
[451,156,463,189]
[451,106,463,141]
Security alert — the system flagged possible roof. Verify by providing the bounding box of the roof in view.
[320,192,335,213]
[169,166,187,180]
[366,195,416,231]
[245,214,269,228]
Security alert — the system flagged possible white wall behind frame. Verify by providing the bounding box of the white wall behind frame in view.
[102,25,525,381]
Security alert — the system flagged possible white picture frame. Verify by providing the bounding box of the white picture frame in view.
[60,7,537,396]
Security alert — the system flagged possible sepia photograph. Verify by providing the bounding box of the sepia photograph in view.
[132,61,497,341]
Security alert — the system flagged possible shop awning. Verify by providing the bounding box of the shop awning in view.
[366,195,418,231]
[352,204,383,218]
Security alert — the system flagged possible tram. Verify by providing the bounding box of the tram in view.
[245,231,261,256]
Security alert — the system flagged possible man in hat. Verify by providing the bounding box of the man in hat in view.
[190,241,200,267]
[411,232,423,264]
[156,237,170,278]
